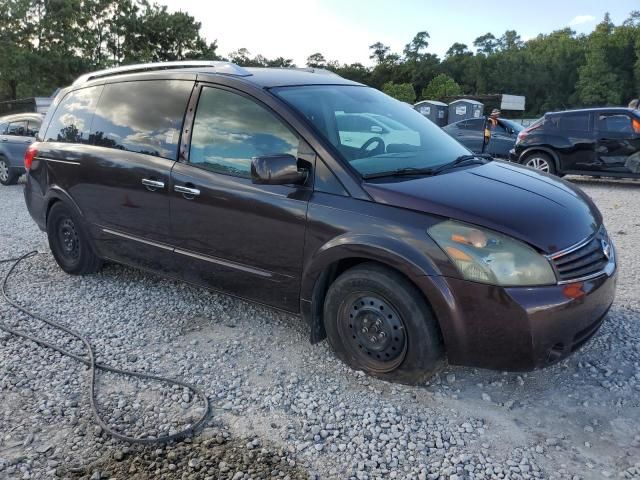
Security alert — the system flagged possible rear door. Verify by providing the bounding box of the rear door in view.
[595,112,640,176]
[547,111,596,172]
[169,84,310,311]
[45,79,195,272]
[487,120,517,158]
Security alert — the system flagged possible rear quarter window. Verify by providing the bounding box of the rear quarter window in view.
[45,86,103,143]
[90,80,193,160]
[553,112,591,132]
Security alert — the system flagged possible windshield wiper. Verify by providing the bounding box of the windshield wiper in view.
[430,154,493,175]
[362,154,493,180]
[362,166,437,180]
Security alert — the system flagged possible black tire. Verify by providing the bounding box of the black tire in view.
[323,262,444,384]
[0,157,20,186]
[521,152,557,175]
[47,202,102,275]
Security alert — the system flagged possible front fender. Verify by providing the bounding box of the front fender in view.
[300,233,443,303]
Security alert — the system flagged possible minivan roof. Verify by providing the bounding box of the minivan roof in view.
[73,61,363,89]
[210,67,363,88]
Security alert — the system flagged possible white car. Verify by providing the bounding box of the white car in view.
[336,112,420,150]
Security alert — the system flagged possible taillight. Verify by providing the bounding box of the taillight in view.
[24,144,37,170]
[516,130,529,143]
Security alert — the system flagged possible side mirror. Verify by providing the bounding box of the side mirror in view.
[251,154,308,185]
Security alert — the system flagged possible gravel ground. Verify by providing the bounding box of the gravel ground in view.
[0,176,639,480]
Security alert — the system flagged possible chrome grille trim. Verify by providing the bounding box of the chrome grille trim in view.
[547,227,613,284]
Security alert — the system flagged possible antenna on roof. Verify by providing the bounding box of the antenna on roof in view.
[73,60,251,85]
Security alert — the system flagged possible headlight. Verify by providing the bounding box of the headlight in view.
[428,220,556,286]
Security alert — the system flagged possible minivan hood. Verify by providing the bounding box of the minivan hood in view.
[363,161,601,254]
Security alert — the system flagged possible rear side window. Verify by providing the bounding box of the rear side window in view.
[45,86,103,143]
[597,113,633,134]
[90,80,192,160]
[6,120,27,136]
[555,112,590,132]
[189,87,299,178]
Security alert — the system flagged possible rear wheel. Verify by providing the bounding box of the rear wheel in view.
[522,152,556,175]
[47,202,102,275]
[323,262,444,384]
[0,158,19,186]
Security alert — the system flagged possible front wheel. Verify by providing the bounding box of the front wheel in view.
[47,202,103,275]
[522,152,556,175]
[323,263,444,384]
[0,158,20,186]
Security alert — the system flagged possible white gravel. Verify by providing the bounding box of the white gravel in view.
[0,175,639,480]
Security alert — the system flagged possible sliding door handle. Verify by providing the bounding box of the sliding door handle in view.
[141,178,165,190]
[174,185,200,197]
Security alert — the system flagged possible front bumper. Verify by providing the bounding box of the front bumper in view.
[415,259,617,371]
[508,148,518,162]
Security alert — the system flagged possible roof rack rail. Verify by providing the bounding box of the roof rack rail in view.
[73,60,251,85]
[292,67,340,77]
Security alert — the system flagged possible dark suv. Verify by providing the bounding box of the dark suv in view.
[510,107,640,177]
[24,61,617,383]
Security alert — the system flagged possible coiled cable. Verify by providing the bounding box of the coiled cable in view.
[0,251,210,444]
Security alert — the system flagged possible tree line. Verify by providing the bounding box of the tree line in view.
[1,1,639,116]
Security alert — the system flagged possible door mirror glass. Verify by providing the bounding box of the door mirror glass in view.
[370,125,383,134]
[251,154,308,185]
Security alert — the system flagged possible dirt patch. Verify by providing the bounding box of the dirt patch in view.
[61,433,309,479]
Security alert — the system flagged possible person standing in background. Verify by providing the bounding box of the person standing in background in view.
[482,109,501,153]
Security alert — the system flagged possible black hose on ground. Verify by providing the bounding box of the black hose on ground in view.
[0,251,210,444]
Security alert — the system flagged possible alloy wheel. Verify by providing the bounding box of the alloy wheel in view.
[338,294,408,373]
[525,156,551,172]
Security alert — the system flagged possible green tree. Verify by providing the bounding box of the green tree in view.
[369,42,390,64]
[421,74,462,100]
[473,33,498,54]
[576,14,626,105]
[382,82,415,103]
[403,31,430,61]
[306,52,327,68]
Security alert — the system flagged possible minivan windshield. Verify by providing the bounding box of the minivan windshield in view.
[273,85,470,178]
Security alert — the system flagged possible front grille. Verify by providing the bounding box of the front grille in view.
[552,229,611,282]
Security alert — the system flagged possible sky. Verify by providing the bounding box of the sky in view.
[158,0,639,66]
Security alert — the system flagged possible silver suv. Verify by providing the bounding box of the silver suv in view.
[0,113,42,185]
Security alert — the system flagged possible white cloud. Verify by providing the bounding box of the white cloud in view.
[158,0,399,66]
[568,15,596,26]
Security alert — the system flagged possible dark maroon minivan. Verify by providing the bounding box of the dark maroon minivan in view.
[24,61,617,383]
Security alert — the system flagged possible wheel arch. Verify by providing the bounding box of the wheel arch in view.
[44,186,85,225]
[301,236,443,344]
[519,147,561,172]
